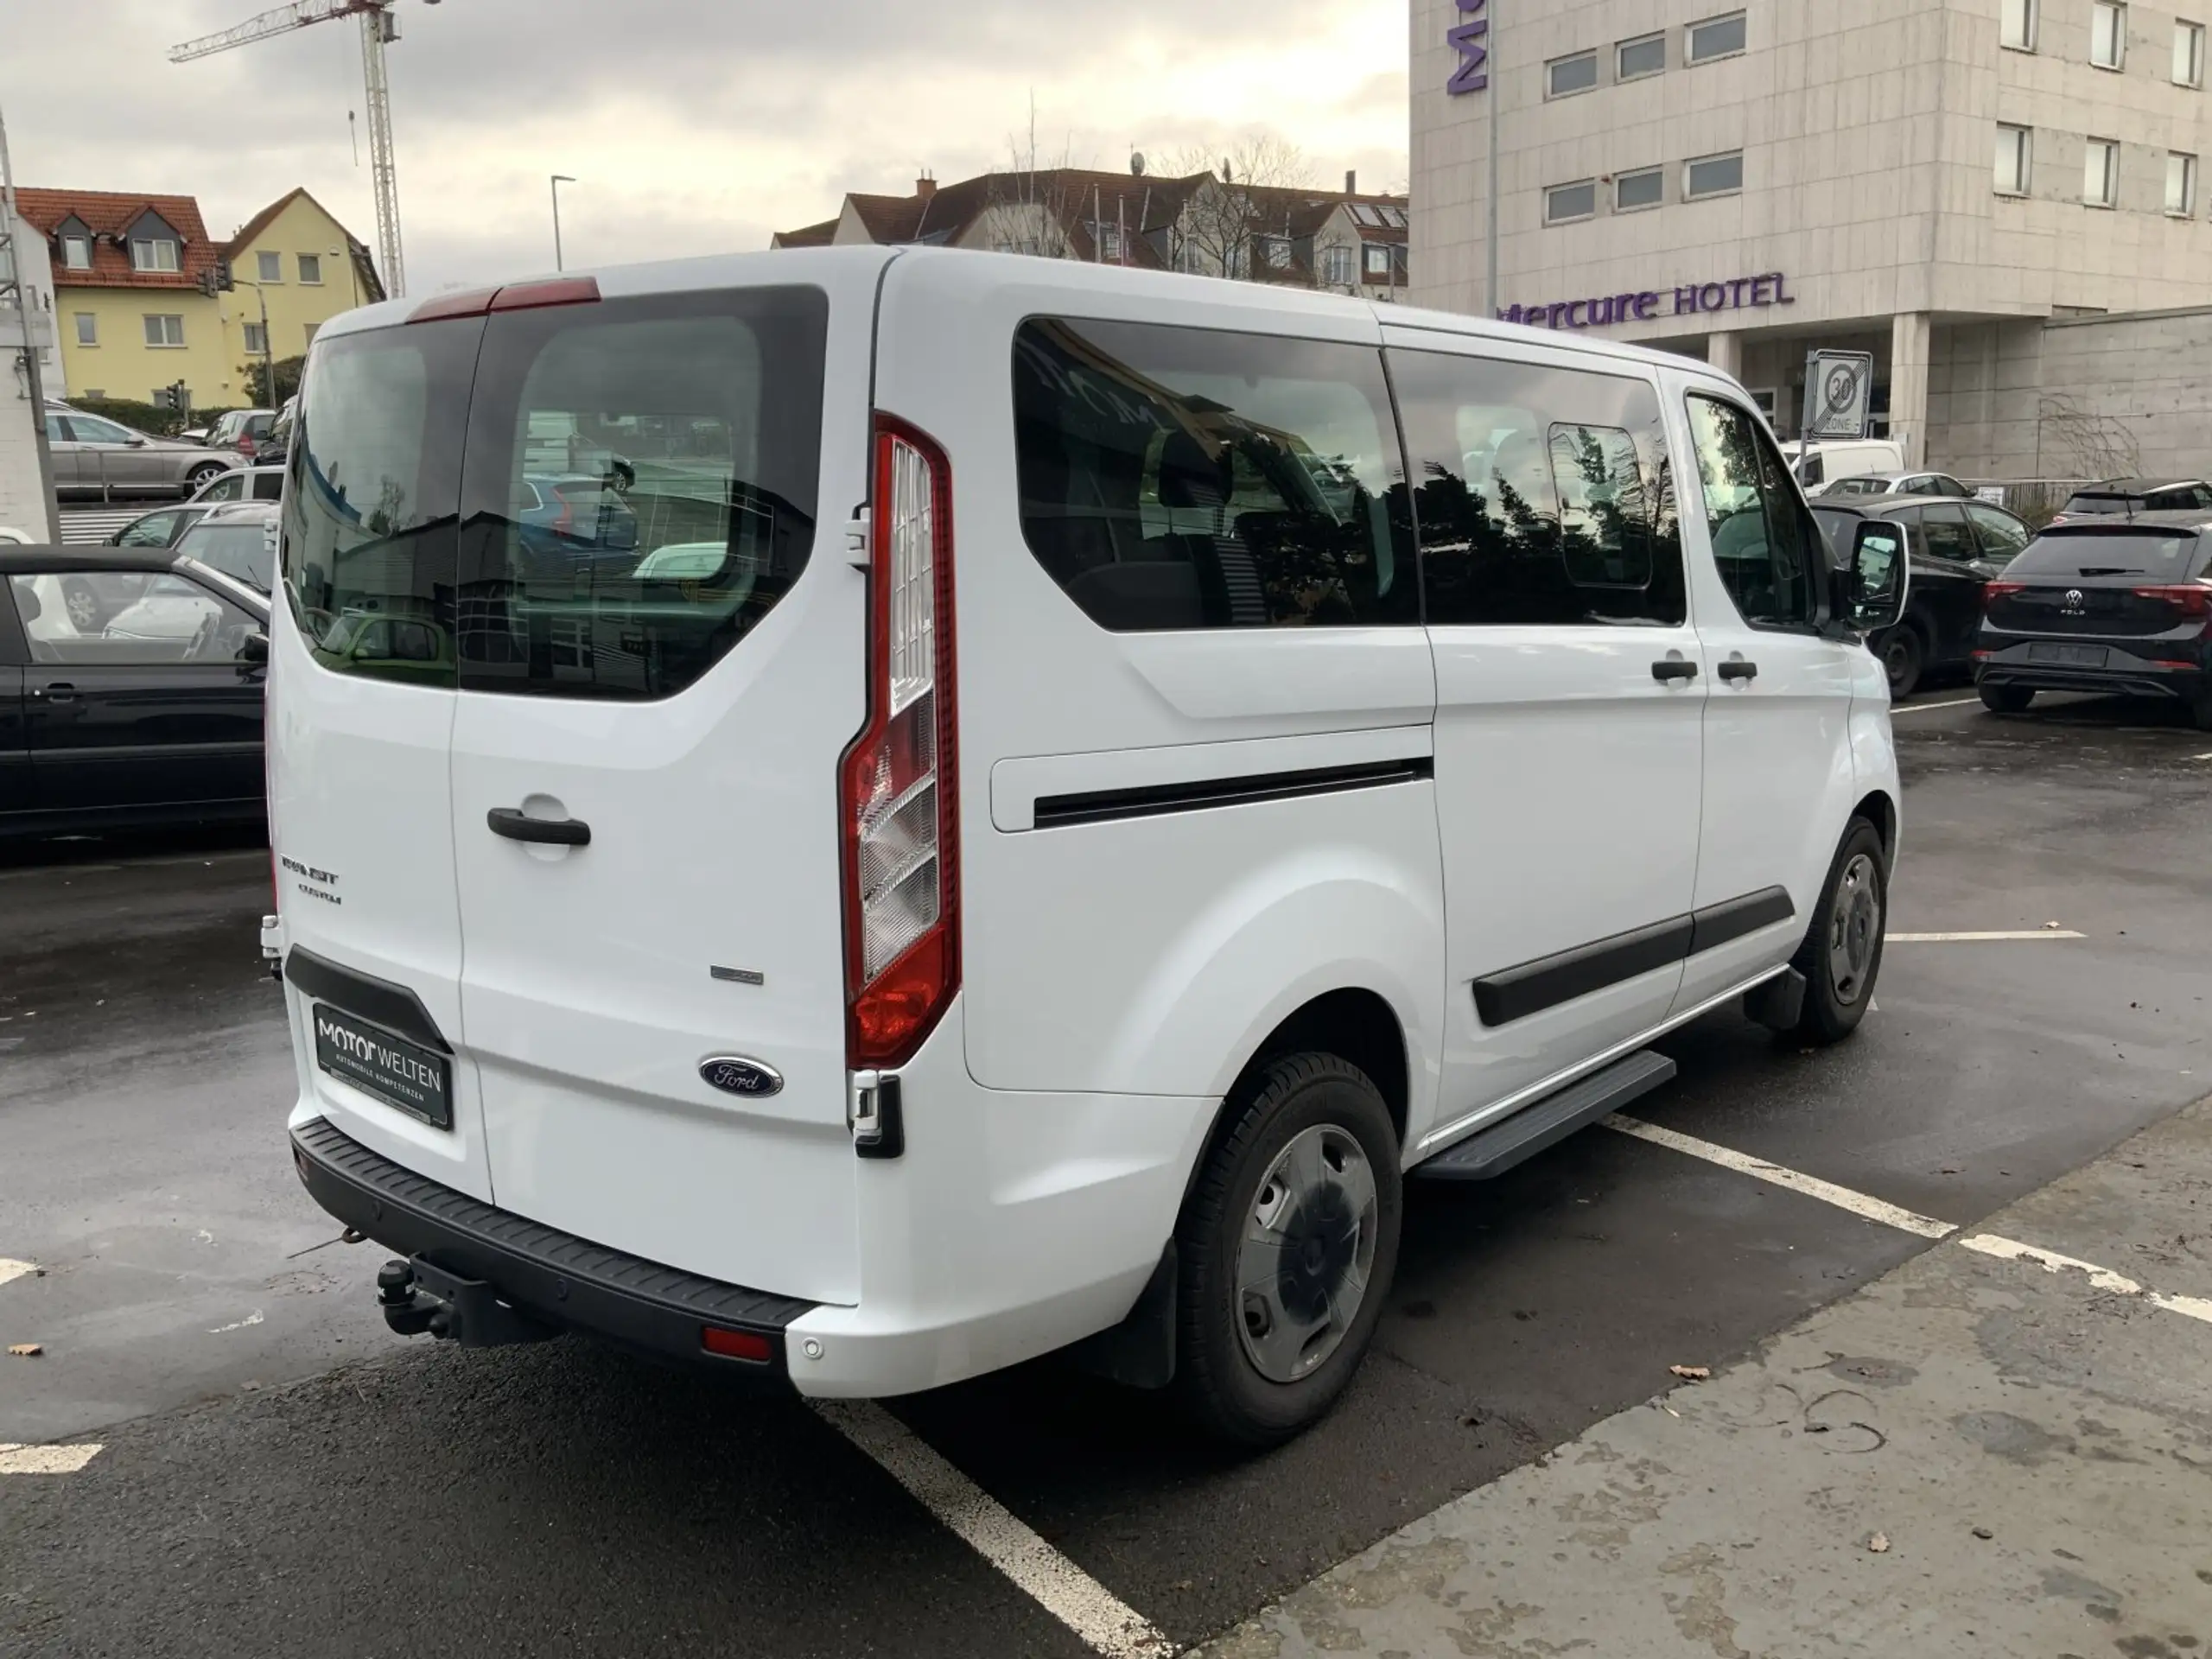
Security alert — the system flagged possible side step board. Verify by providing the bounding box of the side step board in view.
[1414,1050,1678,1181]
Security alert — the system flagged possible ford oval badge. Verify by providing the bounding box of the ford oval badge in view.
[700,1056,783,1097]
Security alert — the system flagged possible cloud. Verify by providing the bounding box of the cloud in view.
[3,0,1407,292]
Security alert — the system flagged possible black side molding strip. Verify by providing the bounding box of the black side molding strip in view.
[284,946,453,1055]
[1033,756,1433,830]
[1688,886,1796,956]
[1472,887,1797,1027]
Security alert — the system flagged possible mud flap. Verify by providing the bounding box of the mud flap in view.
[1065,1242,1177,1389]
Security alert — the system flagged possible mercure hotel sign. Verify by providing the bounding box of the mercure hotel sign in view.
[1446,0,1489,93]
[1500,272,1797,331]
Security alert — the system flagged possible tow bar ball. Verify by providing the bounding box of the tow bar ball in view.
[375,1257,557,1347]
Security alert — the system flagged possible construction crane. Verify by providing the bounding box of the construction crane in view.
[170,0,435,297]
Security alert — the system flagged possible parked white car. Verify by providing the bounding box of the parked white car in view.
[1781,437,1906,495]
[187,464,285,505]
[270,250,1909,1446]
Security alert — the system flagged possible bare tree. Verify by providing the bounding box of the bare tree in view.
[1157,133,1313,280]
[978,98,1082,259]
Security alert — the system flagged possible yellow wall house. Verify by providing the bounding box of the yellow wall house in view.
[15,188,228,407]
[15,185,384,416]
[220,188,385,392]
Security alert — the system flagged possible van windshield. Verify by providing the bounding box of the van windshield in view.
[281,286,829,697]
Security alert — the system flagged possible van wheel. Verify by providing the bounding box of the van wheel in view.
[1878,626,1923,701]
[1980,683,2034,714]
[1789,817,1888,1046]
[1173,1053,1402,1449]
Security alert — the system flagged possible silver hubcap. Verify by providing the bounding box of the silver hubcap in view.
[65,588,97,629]
[1236,1124,1378,1383]
[1828,852,1880,1006]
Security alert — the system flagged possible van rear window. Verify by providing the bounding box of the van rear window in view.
[1012,318,1415,631]
[282,286,828,697]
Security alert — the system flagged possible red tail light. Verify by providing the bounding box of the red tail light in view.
[2131,582,2212,620]
[1982,581,2024,609]
[839,416,958,1071]
[549,486,575,538]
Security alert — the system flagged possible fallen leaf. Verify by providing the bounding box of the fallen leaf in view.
[7,1343,42,1357]
[1972,1527,1993,1541]
[2044,920,2063,930]
[1669,1364,1711,1382]
[1867,1533,1891,1554]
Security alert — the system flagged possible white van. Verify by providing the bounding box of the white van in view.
[1781,437,1906,496]
[270,250,1908,1446]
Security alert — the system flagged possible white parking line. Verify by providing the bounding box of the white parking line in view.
[0,1258,38,1289]
[1891,696,1986,714]
[0,1444,104,1475]
[1606,1116,2212,1335]
[1886,930,2085,943]
[1960,1234,2212,1327]
[813,1400,1173,1658]
[1602,1116,1955,1237]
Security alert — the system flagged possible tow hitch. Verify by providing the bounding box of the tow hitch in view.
[376,1257,557,1347]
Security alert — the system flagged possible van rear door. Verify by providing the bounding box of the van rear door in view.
[442,265,871,1305]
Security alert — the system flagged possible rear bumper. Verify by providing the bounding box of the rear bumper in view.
[1974,642,2205,702]
[290,1116,817,1378]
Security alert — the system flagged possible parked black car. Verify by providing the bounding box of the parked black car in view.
[1811,494,2033,697]
[0,546,270,837]
[1974,518,2212,728]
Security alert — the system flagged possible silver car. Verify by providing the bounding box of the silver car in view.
[41,407,234,501]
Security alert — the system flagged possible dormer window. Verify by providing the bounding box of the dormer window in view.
[130,238,181,272]
[60,234,91,270]
[1263,235,1291,269]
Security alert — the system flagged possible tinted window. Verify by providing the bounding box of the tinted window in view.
[283,316,478,685]
[71,416,132,444]
[12,571,259,665]
[1686,393,1821,627]
[1393,350,1684,626]
[199,474,243,502]
[252,471,284,501]
[1013,317,1414,631]
[2006,530,2205,581]
[180,522,275,593]
[454,288,826,699]
[117,512,181,548]
[1965,503,2030,560]
[1916,501,1978,561]
[1794,451,1824,486]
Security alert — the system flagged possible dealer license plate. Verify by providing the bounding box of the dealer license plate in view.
[313,1003,452,1129]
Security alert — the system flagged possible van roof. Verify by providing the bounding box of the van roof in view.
[321,246,1748,391]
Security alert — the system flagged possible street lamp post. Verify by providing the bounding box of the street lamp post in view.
[550,175,575,272]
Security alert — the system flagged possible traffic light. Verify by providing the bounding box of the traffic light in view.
[152,381,190,413]
[197,261,235,298]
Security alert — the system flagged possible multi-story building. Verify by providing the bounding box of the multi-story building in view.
[775,168,1412,299]
[1412,0,2212,470]
[14,186,380,412]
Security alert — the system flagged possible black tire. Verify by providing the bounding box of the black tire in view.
[1173,1052,1402,1449]
[186,461,227,491]
[1980,683,2034,715]
[2191,693,2212,734]
[1878,625,1923,701]
[1790,817,1888,1046]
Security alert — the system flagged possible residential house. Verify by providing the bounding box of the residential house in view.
[221,187,385,385]
[14,186,383,414]
[774,168,1411,297]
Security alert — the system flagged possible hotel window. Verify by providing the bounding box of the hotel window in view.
[1547,49,1599,97]
[243,321,268,354]
[130,238,180,273]
[2084,137,2120,206]
[297,252,323,283]
[2177,19,2205,85]
[60,234,91,270]
[2001,0,2037,49]
[1321,244,1355,285]
[1615,166,1665,210]
[2167,150,2197,213]
[1687,10,1747,64]
[143,314,186,346]
[73,313,97,346]
[2091,2,2126,69]
[1995,124,2033,194]
[1544,180,1598,224]
[1685,149,1745,199]
[257,250,283,283]
[1618,33,1666,79]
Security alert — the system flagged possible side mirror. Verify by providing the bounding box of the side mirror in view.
[238,630,270,665]
[1847,521,1910,633]
[125,435,148,448]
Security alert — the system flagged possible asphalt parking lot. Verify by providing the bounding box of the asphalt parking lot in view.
[4,688,2210,1656]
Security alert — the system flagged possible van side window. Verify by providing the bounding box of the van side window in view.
[1012,317,1416,631]
[1389,350,1684,626]
[1686,393,1821,630]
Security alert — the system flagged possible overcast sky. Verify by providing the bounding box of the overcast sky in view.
[3,0,1408,296]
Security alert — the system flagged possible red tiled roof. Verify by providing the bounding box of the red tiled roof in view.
[13,188,219,290]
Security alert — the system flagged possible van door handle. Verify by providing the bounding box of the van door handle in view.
[487,807,591,847]
[1649,659,1699,683]
[1719,659,1759,683]
[33,682,77,704]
